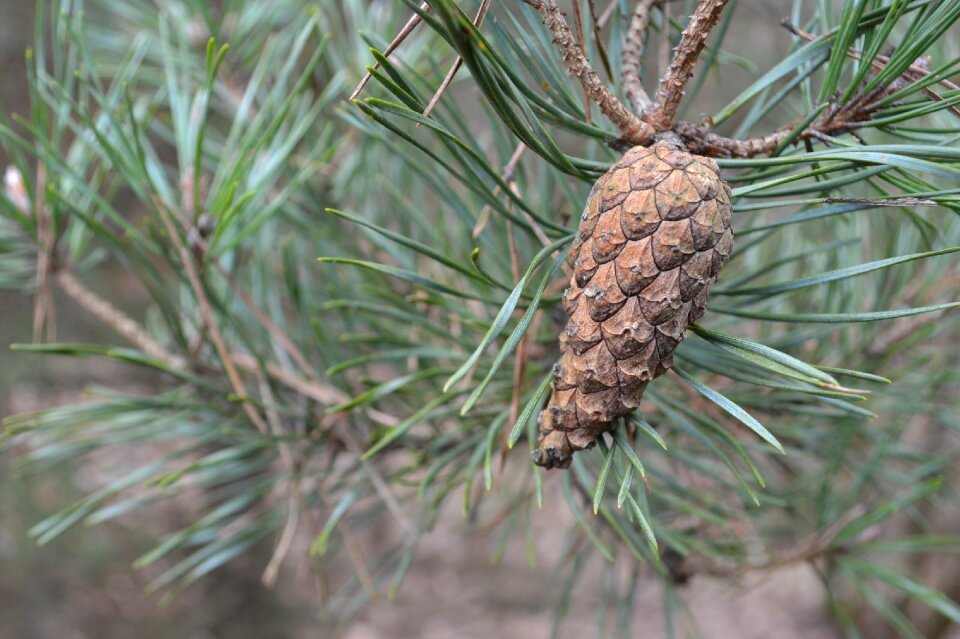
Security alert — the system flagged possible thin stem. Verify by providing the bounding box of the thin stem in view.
[211,259,320,381]
[782,20,960,119]
[259,374,303,589]
[674,120,789,157]
[422,0,492,118]
[330,422,417,540]
[473,143,553,249]
[674,39,937,158]
[350,2,430,101]
[672,507,865,581]
[52,270,358,414]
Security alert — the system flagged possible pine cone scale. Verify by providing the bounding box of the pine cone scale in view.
[533,139,734,470]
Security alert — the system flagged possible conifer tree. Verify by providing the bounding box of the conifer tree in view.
[2,0,960,635]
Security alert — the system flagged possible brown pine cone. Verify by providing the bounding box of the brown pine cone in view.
[533,138,733,469]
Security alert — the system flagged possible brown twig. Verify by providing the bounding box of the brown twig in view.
[46,219,396,597]
[26,273,376,423]
[315,482,378,598]
[673,44,927,159]
[650,0,729,131]
[262,481,301,588]
[535,0,654,144]
[422,0,493,118]
[56,270,186,368]
[596,0,617,28]
[674,120,790,157]
[622,0,658,114]
[350,2,430,101]
[472,143,553,249]
[784,20,960,94]
[329,421,417,540]
[230,352,398,426]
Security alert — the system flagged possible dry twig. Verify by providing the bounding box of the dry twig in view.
[674,45,935,158]
[350,2,430,101]
[422,0,493,117]
[56,270,186,368]
[258,374,304,588]
[472,143,553,249]
[211,260,320,380]
[671,507,867,582]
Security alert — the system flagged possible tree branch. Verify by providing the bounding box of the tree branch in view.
[650,0,729,131]
[32,162,56,343]
[674,120,789,157]
[668,507,868,583]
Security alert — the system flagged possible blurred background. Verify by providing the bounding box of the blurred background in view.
[1,1,958,638]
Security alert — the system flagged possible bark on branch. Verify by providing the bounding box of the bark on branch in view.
[650,0,729,131]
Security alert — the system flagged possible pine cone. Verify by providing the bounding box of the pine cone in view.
[533,138,733,469]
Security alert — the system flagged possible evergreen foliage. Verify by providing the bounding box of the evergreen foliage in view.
[2,0,960,634]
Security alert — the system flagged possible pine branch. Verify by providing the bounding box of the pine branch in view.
[56,270,186,368]
[258,374,304,589]
[6,0,960,624]
[675,50,939,157]
[650,0,729,131]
